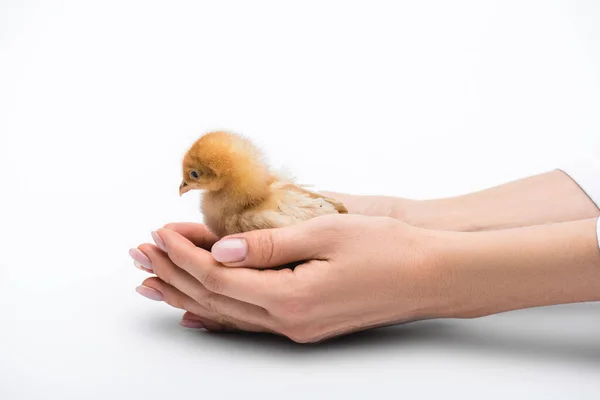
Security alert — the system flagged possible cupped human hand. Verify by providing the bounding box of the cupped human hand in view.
[130,191,415,332]
[132,214,447,343]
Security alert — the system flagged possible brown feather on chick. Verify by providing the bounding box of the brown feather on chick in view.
[179,131,347,238]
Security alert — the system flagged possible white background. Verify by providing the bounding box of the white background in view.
[1,0,600,399]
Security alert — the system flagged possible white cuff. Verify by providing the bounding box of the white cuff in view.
[559,162,600,210]
[597,217,600,252]
[559,163,600,251]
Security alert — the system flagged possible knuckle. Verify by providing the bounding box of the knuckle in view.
[189,287,208,305]
[161,288,189,311]
[202,269,223,293]
[215,316,240,331]
[203,293,221,314]
[249,231,278,265]
[171,250,205,276]
[153,262,174,285]
[169,292,189,311]
[168,247,191,267]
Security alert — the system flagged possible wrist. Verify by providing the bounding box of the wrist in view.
[426,219,600,320]
[386,225,464,321]
[396,198,476,232]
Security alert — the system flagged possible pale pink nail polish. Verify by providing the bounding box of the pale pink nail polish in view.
[151,231,167,252]
[136,285,163,301]
[133,260,152,273]
[129,248,153,271]
[180,319,206,329]
[211,238,247,263]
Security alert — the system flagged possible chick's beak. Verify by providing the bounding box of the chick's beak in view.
[179,180,191,196]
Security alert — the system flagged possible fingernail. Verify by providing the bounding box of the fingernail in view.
[151,231,167,252]
[180,319,206,329]
[133,260,153,273]
[211,238,247,263]
[129,248,153,271]
[136,285,163,301]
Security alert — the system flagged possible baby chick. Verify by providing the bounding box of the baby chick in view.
[179,131,348,238]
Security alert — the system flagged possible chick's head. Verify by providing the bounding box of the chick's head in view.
[179,131,267,196]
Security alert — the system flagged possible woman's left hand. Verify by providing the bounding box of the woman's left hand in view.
[131,214,445,343]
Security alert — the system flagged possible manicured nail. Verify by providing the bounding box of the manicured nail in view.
[211,238,247,263]
[180,319,206,329]
[135,285,163,301]
[129,248,153,271]
[133,260,152,273]
[151,231,167,252]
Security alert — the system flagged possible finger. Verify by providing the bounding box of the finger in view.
[179,311,229,332]
[152,228,288,306]
[179,312,226,332]
[179,312,252,333]
[140,243,273,327]
[209,216,339,268]
[162,222,219,249]
[136,279,226,331]
[142,279,243,332]
[141,277,270,333]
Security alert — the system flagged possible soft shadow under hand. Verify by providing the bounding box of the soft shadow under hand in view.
[140,303,600,365]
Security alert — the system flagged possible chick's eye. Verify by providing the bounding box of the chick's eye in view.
[190,170,200,179]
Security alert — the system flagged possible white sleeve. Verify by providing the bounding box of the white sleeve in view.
[559,162,600,250]
[597,218,600,252]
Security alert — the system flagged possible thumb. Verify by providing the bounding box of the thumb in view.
[210,222,328,268]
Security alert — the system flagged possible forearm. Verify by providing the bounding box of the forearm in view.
[403,170,600,231]
[430,218,600,319]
